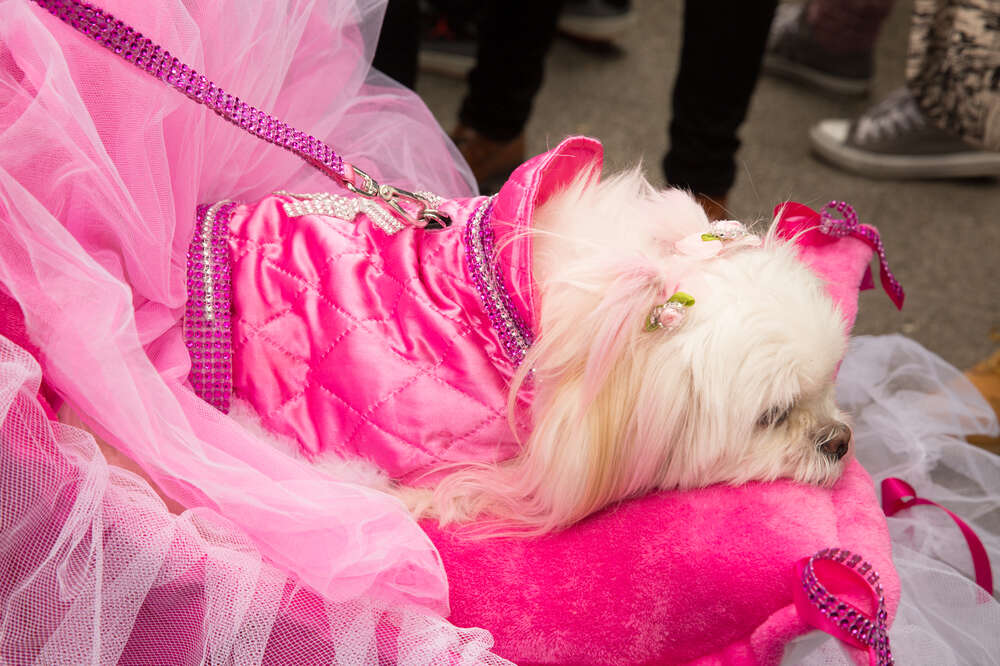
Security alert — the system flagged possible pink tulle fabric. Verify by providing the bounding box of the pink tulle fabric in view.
[0,335,511,664]
[5,0,989,663]
[0,0,476,620]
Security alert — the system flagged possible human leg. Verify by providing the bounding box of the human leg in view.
[765,0,895,96]
[373,0,420,88]
[809,0,1000,178]
[455,0,565,190]
[663,0,779,215]
[906,0,1000,150]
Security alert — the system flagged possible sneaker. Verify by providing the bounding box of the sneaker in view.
[418,5,477,79]
[450,126,525,194]
[558,0,635,43]
[809,88,1000,179]
[764,3,872,97]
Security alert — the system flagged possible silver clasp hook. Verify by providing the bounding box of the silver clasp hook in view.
[345,165,452,230]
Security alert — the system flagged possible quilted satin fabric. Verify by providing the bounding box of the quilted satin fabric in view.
[227,137,602,479]
[227,193,513,478]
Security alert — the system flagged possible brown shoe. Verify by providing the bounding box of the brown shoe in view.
[694,193,729,221]
[450,125,525,194]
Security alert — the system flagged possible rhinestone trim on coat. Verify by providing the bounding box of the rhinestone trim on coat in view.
[463,198,533,364]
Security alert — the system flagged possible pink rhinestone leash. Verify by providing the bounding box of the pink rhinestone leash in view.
[29,0,460,412]
[28,0,451,232]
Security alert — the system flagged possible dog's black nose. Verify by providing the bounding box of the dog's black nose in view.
[819,424,851,461]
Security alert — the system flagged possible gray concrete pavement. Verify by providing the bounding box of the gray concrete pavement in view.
[416,0,998,370]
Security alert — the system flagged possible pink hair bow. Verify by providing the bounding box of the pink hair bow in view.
[776,201,905,310]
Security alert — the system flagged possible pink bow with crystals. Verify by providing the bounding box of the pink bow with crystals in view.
[776,201,905,310]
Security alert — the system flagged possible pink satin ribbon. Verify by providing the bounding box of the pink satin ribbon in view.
[795,480,995,664]
[775,200,905,311]
[881,477,994,593]
[793,548,893,666]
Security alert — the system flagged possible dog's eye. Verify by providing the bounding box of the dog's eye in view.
[758,406,791,428]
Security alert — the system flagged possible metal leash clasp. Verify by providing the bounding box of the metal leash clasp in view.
[345,165,451,230]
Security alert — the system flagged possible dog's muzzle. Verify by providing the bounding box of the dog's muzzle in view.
[816,423,852,461]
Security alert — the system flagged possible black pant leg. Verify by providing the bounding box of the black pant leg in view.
[373,0,420,89]
[459,0,566,141]
[663,0,778,198]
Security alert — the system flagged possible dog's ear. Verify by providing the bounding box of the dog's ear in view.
[516,366,637,528]
[500,260,671,529]
[578,263,669,405]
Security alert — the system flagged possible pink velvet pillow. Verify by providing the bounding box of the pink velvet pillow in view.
[425,461,897,665]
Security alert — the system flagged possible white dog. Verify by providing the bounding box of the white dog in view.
[406,169,851,533]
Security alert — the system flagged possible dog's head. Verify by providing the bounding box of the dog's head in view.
[505,170,858,529]
[643,235,851,490]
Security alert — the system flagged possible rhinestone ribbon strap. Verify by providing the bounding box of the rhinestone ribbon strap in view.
[819,201,905,310]
[30,0,348,183]
[794,548,894,665]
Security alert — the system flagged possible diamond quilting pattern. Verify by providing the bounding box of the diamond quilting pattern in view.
[227,193,522,478]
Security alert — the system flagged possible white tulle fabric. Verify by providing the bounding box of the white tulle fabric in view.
[785,335,1000,665]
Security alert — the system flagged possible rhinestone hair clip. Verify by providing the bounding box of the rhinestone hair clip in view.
[701,219,758,243]
[645,292,695,332]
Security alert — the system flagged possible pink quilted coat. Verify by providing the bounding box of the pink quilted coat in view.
[227,135,603,480]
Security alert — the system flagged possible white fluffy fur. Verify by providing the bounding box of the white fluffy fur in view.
[407,169,851,533]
